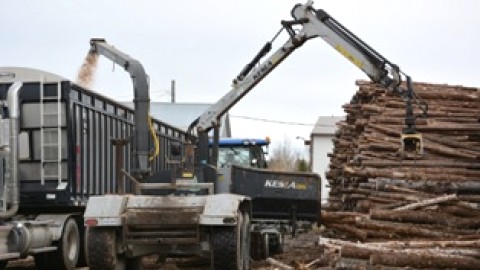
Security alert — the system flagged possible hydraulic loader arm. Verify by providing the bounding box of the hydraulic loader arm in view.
[89,38,151,179]
[286,1,428,149]
[191,0,427,159]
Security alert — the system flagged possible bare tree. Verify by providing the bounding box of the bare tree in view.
[295,158,309,172]
[268,137,302,171]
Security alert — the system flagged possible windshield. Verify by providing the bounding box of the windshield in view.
[218,147,251,167]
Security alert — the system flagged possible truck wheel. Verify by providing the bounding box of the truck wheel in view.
[34,218,80,270]
[87,227,125,270]
[211,211,250,270]
[263,233,270,259]
[76,217,88,267]
[242,212,251,270]
[270,233,285,255]
[126,257,143,270]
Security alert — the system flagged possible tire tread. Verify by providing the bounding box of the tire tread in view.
[87,228,117,270]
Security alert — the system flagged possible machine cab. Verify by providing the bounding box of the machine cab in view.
[214,138,270,169]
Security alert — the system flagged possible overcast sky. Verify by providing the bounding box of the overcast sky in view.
[3,0,480,152]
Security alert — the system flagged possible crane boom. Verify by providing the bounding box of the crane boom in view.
[191,1,427,162]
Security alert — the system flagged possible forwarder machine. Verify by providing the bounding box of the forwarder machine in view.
[213,137,320,259]
[84,1,428,269]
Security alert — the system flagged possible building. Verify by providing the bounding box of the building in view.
[124,102,232,137]
[310,116,344,202]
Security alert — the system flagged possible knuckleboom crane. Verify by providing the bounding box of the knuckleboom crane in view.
[190,0,428,166]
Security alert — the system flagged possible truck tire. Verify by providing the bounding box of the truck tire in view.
[76,217,88,267]
[263,233,270,259]
[126,257,143,270]
[242,212,251,270]
[87,227,125,270]
[270,233,284,255]
[34,218,80,270]
[211,211,250,270]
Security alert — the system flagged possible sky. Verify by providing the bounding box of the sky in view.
[2,0,480,153]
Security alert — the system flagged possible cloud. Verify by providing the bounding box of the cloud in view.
[2,0,479,147]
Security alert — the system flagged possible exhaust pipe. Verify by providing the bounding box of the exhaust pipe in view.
[0,82,23,218]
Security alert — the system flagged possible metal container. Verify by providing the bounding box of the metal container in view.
[229,165,321,221]
[0,67,188,209]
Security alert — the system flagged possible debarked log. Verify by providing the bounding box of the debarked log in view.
[320,237,480,269]
[354,218,457,238]
[369,249,480,269]
[393,193,457,211]
[368,238,480,249]
[369,209,480,229]
[325,223,368,241]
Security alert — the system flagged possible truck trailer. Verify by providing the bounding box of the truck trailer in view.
[0,66,189,270]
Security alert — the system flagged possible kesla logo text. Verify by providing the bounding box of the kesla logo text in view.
[264,179,296,189]
[264,179,307,190]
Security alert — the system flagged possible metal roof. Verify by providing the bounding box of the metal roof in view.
[311,116,345,136]
[215,138,270,147]
[0,66,66,83]
[125,102,232,137]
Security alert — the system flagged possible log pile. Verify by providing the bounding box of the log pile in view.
[326,80,480,212]
[318,237,480,269]
[320,81,480,268]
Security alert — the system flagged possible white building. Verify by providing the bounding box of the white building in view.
[310,116,344,202]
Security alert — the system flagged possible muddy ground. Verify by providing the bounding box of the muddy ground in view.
[5,230,323,270]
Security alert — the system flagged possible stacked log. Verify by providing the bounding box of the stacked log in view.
[319,237,480,269]
[321,81,480,268]
[326,80,480,212]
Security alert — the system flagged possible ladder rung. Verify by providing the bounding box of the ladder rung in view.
[42,143,59,147]
[42,175,61,179]
[42,158,62,161]
[41,96,60,100]
[42,112,59,116]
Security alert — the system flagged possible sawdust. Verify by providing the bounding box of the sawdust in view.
[76,51,98,89]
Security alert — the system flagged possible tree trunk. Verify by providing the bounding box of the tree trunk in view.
[393,194,457,211]
[370,249,480,269]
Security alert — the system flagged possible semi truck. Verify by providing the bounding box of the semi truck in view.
[0,66,190,270]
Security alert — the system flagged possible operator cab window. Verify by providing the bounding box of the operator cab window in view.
[218,147,251,168]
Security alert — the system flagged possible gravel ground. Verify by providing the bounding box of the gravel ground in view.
[5,230,323,270]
